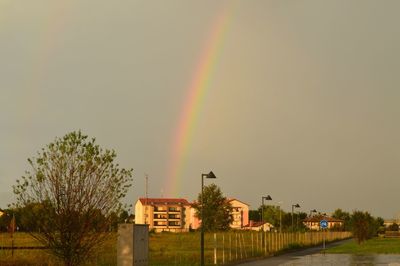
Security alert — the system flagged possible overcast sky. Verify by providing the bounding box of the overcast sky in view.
[1,0,399,219]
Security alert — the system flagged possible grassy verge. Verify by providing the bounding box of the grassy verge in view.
[1,231,351,265]
[327,237,400,254]
[0,232,116,265]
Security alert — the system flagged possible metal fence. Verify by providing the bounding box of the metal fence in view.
[206,231,351,264]
[149,231,352,265]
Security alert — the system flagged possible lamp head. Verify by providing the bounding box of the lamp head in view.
[203,171,216,179]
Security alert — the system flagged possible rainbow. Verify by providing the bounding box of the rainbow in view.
[165,5,235,196]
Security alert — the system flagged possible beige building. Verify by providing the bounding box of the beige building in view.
[384,219,400,228]
[303,216,344,230]
[243,221,274,231]
[135,197,251,232]
[228,199,249,229]
[134,198,192,232]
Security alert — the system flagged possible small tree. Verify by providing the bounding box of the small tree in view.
[13,131,133,266]
[258,205,280,226]
[350,210,379,244]
[192,183,232,231]
[388,223,399,231]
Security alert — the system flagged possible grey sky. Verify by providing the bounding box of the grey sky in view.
[1,0,399,219]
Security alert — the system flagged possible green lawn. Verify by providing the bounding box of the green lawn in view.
[0,231,350,265]
[327,237,400,254]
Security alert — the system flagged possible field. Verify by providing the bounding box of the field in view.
[0,231,351,265]
[327,237,400,254]
[0,233,116,265]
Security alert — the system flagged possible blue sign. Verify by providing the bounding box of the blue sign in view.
[320,220,328,229]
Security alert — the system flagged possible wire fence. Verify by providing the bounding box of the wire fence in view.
[149,231,352,265]
[0,231,351,265]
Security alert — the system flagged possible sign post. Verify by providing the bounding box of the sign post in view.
[320,220,328,250]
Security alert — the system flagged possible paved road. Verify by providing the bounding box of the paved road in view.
[235,239,352,266]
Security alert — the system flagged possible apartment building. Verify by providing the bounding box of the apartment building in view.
[228,199,249,229]
[135,197,250,232]
[134,198,191,232]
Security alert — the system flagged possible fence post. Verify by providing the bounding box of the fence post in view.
[251,232,254,256]
[235,233,238,260]
[214,233,217,265]
[242,234,247,258]
[229,233,232,262]
[239,233,243,259]
[264,232,267,256]
[223,233,225,264]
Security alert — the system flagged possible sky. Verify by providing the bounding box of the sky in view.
[1,0,399,219]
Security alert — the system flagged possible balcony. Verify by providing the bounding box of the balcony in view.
[153,218,168,222]
[153,209,167,213]
[168,208,181,213]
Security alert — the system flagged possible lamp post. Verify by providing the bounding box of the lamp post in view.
[261,195,272,225]
[200,171,217,266]
[291,203,300,232]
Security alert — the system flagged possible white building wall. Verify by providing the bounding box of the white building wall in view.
[134,200,145,224]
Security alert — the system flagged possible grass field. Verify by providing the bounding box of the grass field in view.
[0,231,350,265]
[327,237,400,254]
[0,232,117,265]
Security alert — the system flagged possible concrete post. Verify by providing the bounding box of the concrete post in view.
[117,224,149,266]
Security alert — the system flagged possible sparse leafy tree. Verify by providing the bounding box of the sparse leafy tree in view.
[350,210,378,244]
[192,183,232,231]
[258,205,280,227]
[13,131,133,266]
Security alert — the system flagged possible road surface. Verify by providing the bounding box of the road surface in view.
[235,239,352,266]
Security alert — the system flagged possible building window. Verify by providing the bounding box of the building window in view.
[169,221,180,226]
[169,214,180,219]
[154,214,167,219]
[154,207,167,212]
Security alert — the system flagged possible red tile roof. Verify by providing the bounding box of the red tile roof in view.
[138,198,190,205]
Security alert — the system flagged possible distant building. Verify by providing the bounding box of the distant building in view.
[134,197,250,232]
[384,219,400,228]
[303,216,344,230]
[243,220,274,231]
[134,198,192,232]
[190,198,250,230]
[228,199,249,229]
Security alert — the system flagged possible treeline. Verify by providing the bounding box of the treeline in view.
[0,204,132,232]
[249,205,308,232]
[332,209,384,244]
[250,206,384,244]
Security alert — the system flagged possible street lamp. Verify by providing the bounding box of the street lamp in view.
[200,171,217,266]
[291,203,300,232]
[261,195,272,225]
